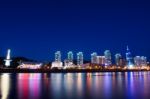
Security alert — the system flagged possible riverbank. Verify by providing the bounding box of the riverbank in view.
[0,68,150,73]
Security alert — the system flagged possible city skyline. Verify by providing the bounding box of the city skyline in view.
[1,46,148,63]
[0,0,150,61]
[1,1,150,99]
[1,46,148,70]
[0,44,149,61]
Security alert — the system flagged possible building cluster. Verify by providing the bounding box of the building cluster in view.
[51,46,148,69]
[91,46,148,69]
[51,51,84,69]
[1,46,149,70]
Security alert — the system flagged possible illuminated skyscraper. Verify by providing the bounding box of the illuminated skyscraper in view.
[96,56,105,66]
[64,51,74,69]
[115,53,122,66]
[55,51,61,62]
[104,50,112,66]
[134,56,147,67]
[4,49,12,67]
[77,52,83,66]
[126,46,134,67]
[91,52,97,64]
[67,51,73,62]
[141,56,147,66]
[51,51,63,69]
[134,56,141,66]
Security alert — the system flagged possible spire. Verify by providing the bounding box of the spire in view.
[6,49,11,60]
[4,49,12,67]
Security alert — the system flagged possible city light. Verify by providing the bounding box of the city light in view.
[18,62,43,69]
[4,49,12,67]
[0,46,149,71]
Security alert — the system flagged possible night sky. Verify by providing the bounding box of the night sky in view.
[0,0,149,61]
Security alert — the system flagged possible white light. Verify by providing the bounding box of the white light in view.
[51,61,63,69]
[1,74,10,99]
[4,49,12,67]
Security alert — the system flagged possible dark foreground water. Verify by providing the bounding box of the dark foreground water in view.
[0,72,150,99]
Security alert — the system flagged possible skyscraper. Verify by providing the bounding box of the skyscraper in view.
[104,50,112,66]
[126,46,134,67]
[64,51,74,69]
[141,56,147,66]
[4,49,12,67]
[115,53,122,66]
[55,51,61,62]
[51,51,63,69]
[96,56,105,66]
[134,56,141,66]
[67,51,73,62]
[91,52,97,64]
[77,52,83,66]
[134,56,147,67]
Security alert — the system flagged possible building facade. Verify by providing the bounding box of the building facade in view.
[51,51,63,69]
[115,53,122,66]
[104,50,112,66]
[96,56,106,66]
[67,51,73,62]
[134,56,147,67]
[126,46,134,68]
[91,52,97,64]
[77,52,83,66]
[55,51,61,62]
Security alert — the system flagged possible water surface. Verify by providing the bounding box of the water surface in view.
[0,72,150,99]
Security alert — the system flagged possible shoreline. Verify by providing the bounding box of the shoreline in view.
[0,68,150,73]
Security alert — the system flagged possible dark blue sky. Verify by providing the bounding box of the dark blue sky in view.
[0,0,149,61]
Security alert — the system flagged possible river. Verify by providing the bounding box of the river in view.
[0,72,150,99]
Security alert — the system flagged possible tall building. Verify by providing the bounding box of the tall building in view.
[4,49,12,67]
[141,56,147,66]
[77,52,83,66]
[115,53,122,66]
[55,51,61,62]
[96,56,105,66]
[134,56,141,66]
[119,58,126,67]
[126,46,134,67]
[67,51,73,62]
[91,52,97,64]
[104,50,112,66]
[64,51,74,69]
[134,56,147,67]
[51,51,63,69]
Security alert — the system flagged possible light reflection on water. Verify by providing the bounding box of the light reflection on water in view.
[0,73,10,99]
[17,73,42,99]
[0,72,150,99]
